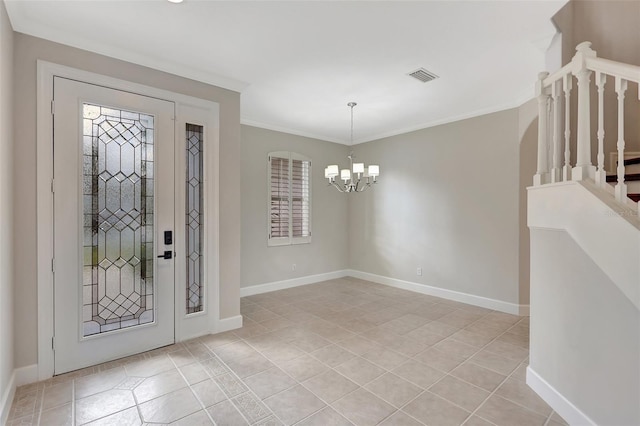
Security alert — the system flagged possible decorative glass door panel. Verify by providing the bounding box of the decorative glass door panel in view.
[186,124,204,314]
[82,104,155,336]
[53,77,175,374]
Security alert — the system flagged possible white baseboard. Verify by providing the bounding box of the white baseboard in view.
[15,365,38,387]
[526,366,596,426]
[216,315,243,333]
[0,371,16,426]
[348,270,526,315]
[240,270,349,297]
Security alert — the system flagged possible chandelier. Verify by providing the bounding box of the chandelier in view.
[324,102,379,193]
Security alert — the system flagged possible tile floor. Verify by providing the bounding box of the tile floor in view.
[6,278,567,426]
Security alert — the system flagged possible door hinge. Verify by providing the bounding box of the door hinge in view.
[51,178,54,194]
[51,337,55,351]
[51,100,55,115]
[51,258,55,272]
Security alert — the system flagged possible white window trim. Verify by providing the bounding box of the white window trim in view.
[267,151,312,247]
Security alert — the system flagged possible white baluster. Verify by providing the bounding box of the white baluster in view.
[615,77,628,202]
[551,80,562,183]
[562,74,572,181]
[571,42,597,181]
[595,72,607,187]
[534,72,550,186]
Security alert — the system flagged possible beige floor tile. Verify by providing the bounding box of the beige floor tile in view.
[231,392,272,423]
[496,332,529,349]
[332,388,396,426]
[199,331,240,350]
[302,370,359,403]
[404,325,446,347]
[244,308,281,322]
[213,341,259,362]
[254,414,284,426]
[39,403,72,425]
[468,350,521,376]
[403,391,471,426]
[364,373,423,408]
[393,359,445,389]
[201,356,230,378]
[336,336,381,356]
[413,347,466,373]
[462,415,495,426]
[475,394,547,426]
[483,341,529,362]
[84,406,141,425]
[75,368,127,400]
[429,375,490,412]
[379,411,423,426]
[225,352,275,378]
[433,338,482,359]
[207,400,249,425]
[296,407,353,426]
[191,379,227,408]
[510,363,528,382]
[214,372,249,398]
[449,329,496,348]
[451,362,506,392]
[334,357,385,386]
[494,377,552,417]
[420,321,460,337]
[261,343,307,364]
[292,333,331,353]
[41,381,72,410]
[178,362,209,385]
[264,385,325,425]
[244,368,297,399]
[133,369,188,403]
[361,346,409,370]
[169,409,214,425]
[233,320,270,339]
[138,387,201,423]
[244,333,286,352]
[75,389,136,425]
[311,344,356,367]
[168,348,197,367]
[124,356,175,378]
[277,354,328,382]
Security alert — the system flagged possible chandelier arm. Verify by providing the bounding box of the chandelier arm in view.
[356,182,371,192]
[329,181,347,193]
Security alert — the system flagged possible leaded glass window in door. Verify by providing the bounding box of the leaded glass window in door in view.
[82,103,155,337]
[186,124,204,314]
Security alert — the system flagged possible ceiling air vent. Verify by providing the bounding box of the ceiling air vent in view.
[408,68,439,83]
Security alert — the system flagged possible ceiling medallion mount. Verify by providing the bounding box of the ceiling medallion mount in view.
[324,102,380,193]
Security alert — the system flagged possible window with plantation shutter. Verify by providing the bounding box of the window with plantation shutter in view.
[268,151,311,246]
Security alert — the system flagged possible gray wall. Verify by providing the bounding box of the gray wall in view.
[348,109,522,305]
[0,0,13,408]
[13,34,242,369]
[530,229,639,425]
[240,125,349,287]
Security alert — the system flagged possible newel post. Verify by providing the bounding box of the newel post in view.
[534,71,550,186]
[571,41,597,181]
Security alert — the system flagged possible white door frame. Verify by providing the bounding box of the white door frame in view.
[36,60,221,380]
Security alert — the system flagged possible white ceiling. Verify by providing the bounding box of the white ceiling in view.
[5,0,567,144]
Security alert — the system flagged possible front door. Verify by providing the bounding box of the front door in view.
[53,77,176,374]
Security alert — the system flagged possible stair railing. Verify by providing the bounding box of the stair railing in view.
[534,41,640,210]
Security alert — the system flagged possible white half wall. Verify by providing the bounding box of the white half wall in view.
[529,228,639,425]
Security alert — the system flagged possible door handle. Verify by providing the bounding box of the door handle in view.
[157,250,173,260]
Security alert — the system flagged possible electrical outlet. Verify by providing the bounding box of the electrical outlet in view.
[292,264,296,271]
[417,267,422,276]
